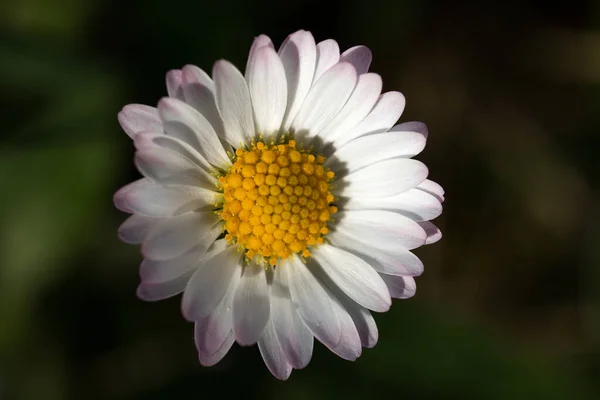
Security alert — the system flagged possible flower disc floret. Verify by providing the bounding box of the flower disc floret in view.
[218,140,336,264]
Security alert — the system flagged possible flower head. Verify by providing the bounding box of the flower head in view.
[114,30,444,379]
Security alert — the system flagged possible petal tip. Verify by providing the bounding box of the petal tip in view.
[113,186,132,213]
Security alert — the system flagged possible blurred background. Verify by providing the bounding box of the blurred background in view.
[1,0,599,398]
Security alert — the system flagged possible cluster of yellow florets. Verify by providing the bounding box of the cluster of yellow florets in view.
[217,140,337,265]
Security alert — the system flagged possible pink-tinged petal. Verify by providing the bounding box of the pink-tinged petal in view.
[281,255,341,349]
[232,264,270,346]
[166,69,184,99]
[379,274,417,299]
[113,179,217,217]
[419,221,442,244]
[136,269,194,301]
[340,45,372,75]
[246,34,274,71]
[139,224,222,284]
[313,39,340,82]
[278,30,317,130]
[328,124,427,173]
[198,330,235,367]
[416,179,445,203]
[246,46,287,135]
[271,266,314,369]
[180,65,226,141]
[139,240,234,301]
[134,131,211,170]
[117,214,160,244]
[113,179,143,214]
[342,188,442,222]
[334,210,427,251]
[181,244,243,321]
[312,244,390,312]
[141,211,219,260]
[182,65,215,91]
[258,318,292,380]
[195,263,241,357]
[340,159,428,199]
[158,97,230,168]
[329,231,424,277]
[134,146,216,189]
[213,60,255,146]
[333,91,405,148]
[292,62,357,136]
[320,73,382,142]
[118,104,162,138]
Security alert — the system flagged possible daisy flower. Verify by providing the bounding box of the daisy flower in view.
[114,30,444,379]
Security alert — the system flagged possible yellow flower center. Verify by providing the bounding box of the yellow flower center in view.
[217,140,337,265]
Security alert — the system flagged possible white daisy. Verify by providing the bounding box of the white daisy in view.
[114,30,444,379]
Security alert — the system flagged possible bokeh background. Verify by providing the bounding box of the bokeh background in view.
[1,0,600,398]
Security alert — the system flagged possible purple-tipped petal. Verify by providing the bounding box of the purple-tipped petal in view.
[340,45,372,75]
[118,104,162,138]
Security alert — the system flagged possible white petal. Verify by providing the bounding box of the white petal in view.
[291,62,357,136]
[394,120,429,139]
[334,210,427,251]
[344,301,378,348]
[312,244,390,312]
[117,214,160,244]
[328,125,427,173]
[329,292,362,360]
[180,65,225,140]
[319,73,382,142]
[113,179,217,217]
[333,91,405,148]
[134,131,211,171]
[306,265,367,355]
[198,330,235,367]
[136,269,193,301]
[233,265,270,346]
[417,179,445,203]
[166,69,184,99]
[278,30,317,130]
[213,60,255,146]
[158,97,230,168]
[141,211,219,260]
[139,224,222,283]
[134,146,216,188]
[246,34,274,70]
[182,64,215,91]
[246,46,288,135]
[313,39,340,82]
[329,231,424,277]
[138,242,237,304]
[195,264,241,357]
[312,268,379,348]
[118,104,162,138]
[281,255,341,348]
[258,318,292,380]
[342,187,443,222]
[182,244,243,321]
[271,266,314,369]
[340,159,428,198]
[419,221,442,244]
[379,274,416,299]
[340,45,372,75]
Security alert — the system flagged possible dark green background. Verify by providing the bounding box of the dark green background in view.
[1,0,599,398]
